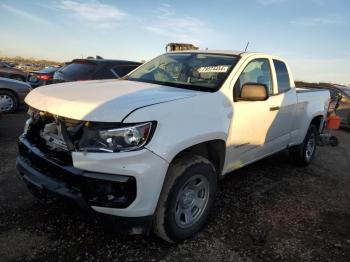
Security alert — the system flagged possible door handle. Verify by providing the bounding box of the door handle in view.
[270,106,280,111]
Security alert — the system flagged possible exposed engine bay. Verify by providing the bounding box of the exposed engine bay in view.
[26,110,85,159]
[25,109,142,157]
[40,122,68,152]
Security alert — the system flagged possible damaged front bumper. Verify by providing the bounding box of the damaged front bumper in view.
[16,135,153,234]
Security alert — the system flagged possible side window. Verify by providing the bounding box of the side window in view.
[273,60,291,93]
[234,59,273,98]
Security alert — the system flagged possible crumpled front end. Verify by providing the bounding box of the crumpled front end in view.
[16,110,169,233]
[18,111,138,210]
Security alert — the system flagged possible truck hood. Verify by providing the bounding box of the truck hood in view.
[25,79,203,122]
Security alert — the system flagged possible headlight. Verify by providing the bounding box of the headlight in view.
[78,122,155,152]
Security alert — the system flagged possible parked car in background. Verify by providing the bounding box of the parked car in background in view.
[304,85,350,127]
[28,66,60,88]
[0,77,31,112]
[327,85,350,127]
[0,61,28,82]
[53,58,141,83]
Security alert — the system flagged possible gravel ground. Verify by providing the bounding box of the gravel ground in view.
[1,111,350,262]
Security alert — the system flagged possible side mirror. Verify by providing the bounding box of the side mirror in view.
[239,83,268,101]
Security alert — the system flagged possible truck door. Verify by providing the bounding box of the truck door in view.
[269,59,297,144]
[225,57,291,172]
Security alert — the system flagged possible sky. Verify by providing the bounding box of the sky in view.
[0,0,349,84]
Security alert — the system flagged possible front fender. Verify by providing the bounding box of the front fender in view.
[123,91,232,163]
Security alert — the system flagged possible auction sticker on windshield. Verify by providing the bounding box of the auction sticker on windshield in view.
[197,65,229,73]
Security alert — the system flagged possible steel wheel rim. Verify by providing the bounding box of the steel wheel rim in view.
[305,133,316,161]
[0,94,14,112]
[175,174,210,229]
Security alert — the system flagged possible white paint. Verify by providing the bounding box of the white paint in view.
[25,79,203,122]
[24,50,330,217]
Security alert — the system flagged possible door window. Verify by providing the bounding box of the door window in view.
[273,60,291,93]
[234,59,273,98]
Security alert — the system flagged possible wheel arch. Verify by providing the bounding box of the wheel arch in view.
[310,114,325,133]
[169,139,226,178]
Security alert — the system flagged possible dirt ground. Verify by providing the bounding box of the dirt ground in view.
[1,111,350,262]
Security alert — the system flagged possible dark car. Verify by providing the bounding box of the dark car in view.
[327,85,350,127]
[28,66,60,88]
[53,58,141,83]
[0,61,28,82]
[0,77,31,112]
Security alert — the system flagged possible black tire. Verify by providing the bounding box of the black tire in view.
[289,124,318,167]
[330,136,338,147]
[347,113,350,126]
[0,90,18,112]
[10,75,25,82]
[153,155,217,243]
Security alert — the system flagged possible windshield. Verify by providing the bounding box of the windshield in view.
[127,53,239,92]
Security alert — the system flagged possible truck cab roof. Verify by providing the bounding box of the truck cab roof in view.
[167,49,285,60]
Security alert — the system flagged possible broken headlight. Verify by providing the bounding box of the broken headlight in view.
[78,122,155,152]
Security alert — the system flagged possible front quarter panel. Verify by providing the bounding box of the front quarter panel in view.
[124,91,232,163]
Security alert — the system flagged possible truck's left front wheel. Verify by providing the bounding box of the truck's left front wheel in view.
[153,155,217,243]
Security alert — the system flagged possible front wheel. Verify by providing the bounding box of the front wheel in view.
[153,155,217,243]
[289,125,318,166]
[0,90,18,112]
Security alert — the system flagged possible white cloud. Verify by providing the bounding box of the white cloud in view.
[1,4,54,26]
[290,14,348,26]
[146,4,212,43]
[59,0,126,28]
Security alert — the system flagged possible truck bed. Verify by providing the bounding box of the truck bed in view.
[293,87,330,142]
[296,87,326,93]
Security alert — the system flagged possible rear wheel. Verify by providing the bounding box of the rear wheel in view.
[153,155,217,243]
[330,136,338,147]
[347,113,350,126]
[0,90,18,112]
[289,125,318,166]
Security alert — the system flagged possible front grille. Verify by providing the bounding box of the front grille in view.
[18,137,137,209]
[18,139,80,183]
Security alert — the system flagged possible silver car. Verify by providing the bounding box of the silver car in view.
[0,77,31,112]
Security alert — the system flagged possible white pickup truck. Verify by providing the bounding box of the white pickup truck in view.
[17,50,329,243]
